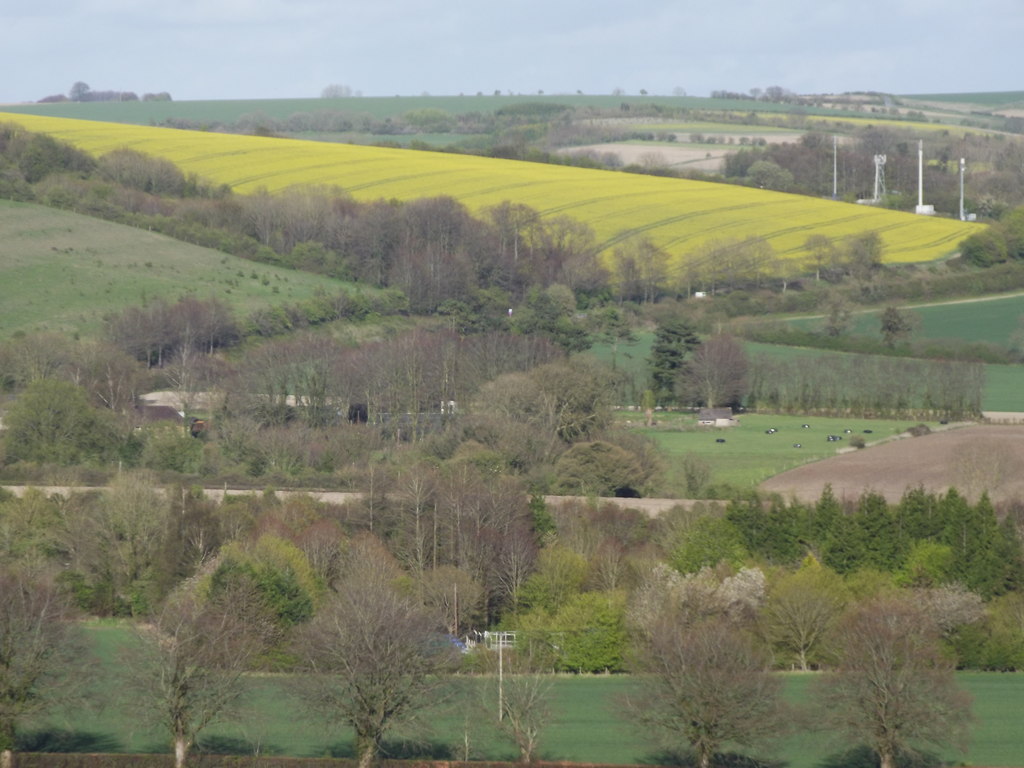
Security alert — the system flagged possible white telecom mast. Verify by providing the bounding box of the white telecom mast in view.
[872,154,886,202]
[959,158,966,221]
[833,136,838,199]
[915,139,935,215]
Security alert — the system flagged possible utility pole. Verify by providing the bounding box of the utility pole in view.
[959,157,966,221]
[833,135,838,199]
[497,638,504,721]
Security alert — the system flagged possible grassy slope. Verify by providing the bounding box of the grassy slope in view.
[790,292,1024,347]
[0,200,354,338]
[33,624,1024,768]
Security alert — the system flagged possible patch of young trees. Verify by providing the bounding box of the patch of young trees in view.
[747,352,983,419]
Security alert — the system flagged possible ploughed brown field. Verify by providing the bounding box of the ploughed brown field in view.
[760,424,1024,503]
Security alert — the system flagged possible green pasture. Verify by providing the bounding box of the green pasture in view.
[982,363,1024,411]
[0,200,354,338]
[903,90,1024,107]
[631,411,936,490]
[789,293,1024,347]
[23,624,1024,767]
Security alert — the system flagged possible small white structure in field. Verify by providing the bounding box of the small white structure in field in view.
[915,139,935,215]
[698,407,739,427]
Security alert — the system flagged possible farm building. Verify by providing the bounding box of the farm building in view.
[697,407,739,427]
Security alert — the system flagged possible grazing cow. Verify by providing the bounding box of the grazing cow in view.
[802,424,810,429]
[715,438,726,443]
[793,443,802,448]
[863,429,873,434]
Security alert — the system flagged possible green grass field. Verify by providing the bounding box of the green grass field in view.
[790,293,1024,347]
[0,200,357,338]
[25,625,1024,767]
[631,411,937,490]
[903,90,1024,107]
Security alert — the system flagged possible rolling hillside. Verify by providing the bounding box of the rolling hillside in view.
[0,200,355,338]
[1,113,980,270]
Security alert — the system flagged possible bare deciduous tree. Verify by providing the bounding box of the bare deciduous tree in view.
[814,596,972,768]
[679,334,749,408]
[490,650,552,764]
[0,569,88,768]
[124,581,274,768]
[632,615,787,768]
[293,541,457,768]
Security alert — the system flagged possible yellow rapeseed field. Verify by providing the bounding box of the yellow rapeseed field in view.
[1,113,980,270]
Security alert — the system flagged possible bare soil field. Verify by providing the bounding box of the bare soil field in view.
[560,142,728,171]
[559,131,802,172]
[760,424,1024,503]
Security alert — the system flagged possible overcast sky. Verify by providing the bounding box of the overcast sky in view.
[3,0,1021,103]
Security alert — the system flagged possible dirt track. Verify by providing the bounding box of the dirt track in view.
[760,424,1024,503]
[0,486,705,518]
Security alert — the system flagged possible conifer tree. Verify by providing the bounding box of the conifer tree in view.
[647,317,699,405]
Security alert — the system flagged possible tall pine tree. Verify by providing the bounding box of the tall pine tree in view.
[647,316,699,405]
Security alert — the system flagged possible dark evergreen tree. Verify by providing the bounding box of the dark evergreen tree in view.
[647,316,699,405]
[727,496,805,565]
[822,513,867,575]
[809,484,843,548]
[996,515,1024,594]
[942,492,1007,597]
[895,486,943,542]
[855,491,904,572]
